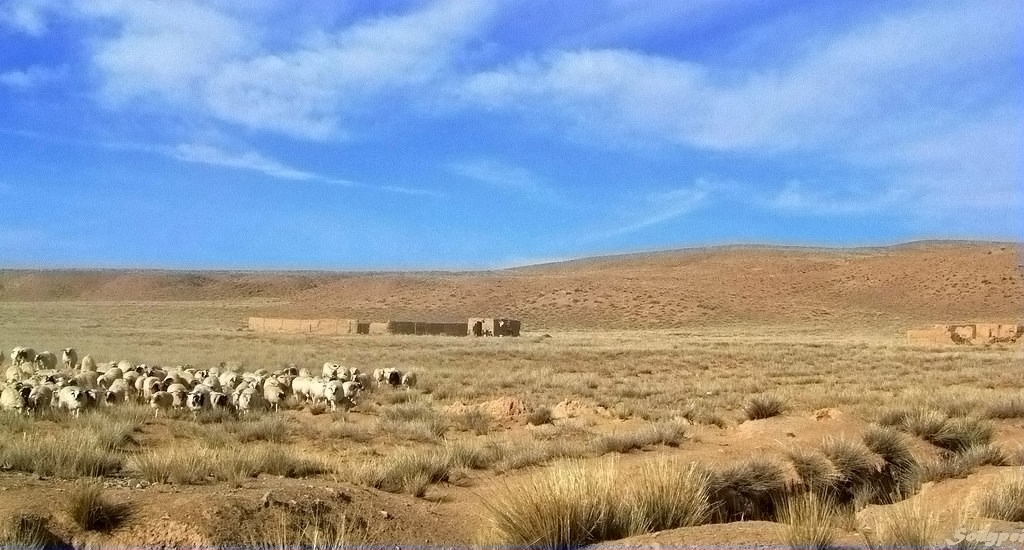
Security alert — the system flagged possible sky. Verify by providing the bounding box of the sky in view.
[1,0,1022,270]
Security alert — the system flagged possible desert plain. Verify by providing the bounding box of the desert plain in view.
[0,240,1022,549]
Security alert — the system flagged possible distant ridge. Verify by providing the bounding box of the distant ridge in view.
[2,240,1021,331]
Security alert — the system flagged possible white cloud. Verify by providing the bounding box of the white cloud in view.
[600,181,715,239]
[0,0,58,35]
[0,65,64,89]
[765,180,907,216]
[79,0,494,139]
[447,158,557,202]
[168,143,327,183]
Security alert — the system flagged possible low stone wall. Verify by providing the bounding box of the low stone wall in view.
[907,323,1022,345]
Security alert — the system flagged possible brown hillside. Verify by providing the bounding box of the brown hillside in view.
[1,240,1021,331]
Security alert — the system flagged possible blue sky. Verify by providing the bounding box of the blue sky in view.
[1,1,1021,269]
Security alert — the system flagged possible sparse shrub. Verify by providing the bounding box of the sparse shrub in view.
[352,448,452,495]
[444,440,499,470]
[593,421,687,454]
[743,394,788,420]
[861,503,943,550]
[875,407,912,427]
[819,436,879,505]
[983,395,1024,419]
[0,432,122,478]
[66,482,132,532]
[975,468,1024,521]
[709,457,788,522]
[925,417,994,453]
[479,459,627,548]
[901,408,949,440]
[241,499,365,550]
[451,407,493,435]
[624,459,712,534]
[787,447,840,496]
[324,422,374,443]
[0,514,68,550]
[776,493,839,550]
[130,446,212,485]
[862,425,920,503]
[234,416,290,443]
[377,401,448,441]
[526,405,553,426]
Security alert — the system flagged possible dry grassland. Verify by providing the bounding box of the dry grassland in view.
[0,242,1022,549]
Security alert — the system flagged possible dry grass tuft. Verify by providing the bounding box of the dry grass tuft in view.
[66,481,132,532]
[624,458,712,534]
[351,448,452,495]
[0,432,122,478]
[593,421,687,454]
[234,416,290,443]
[376,401,448,442]
[982,395,1024,419]
[0,514,68,550]
[861,425,920,503]
[744,393,788,420]
[776,493,839,550]
[787,447,841,496]
[526,405,553,426]
[709,457,788,522]
[975,468,1024,521]
[818,436,879,505]
[861,502,943,550]
[240,500,365,550]
[450,407,493,435]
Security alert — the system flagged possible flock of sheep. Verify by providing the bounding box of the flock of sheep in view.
[1,345,418,418]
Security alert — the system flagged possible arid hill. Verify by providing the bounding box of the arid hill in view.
[2,240,1021,332]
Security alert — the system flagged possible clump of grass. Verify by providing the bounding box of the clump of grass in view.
[444,440,499,470]
[776,493,839,550]
[352,448,451,495]
[926,417,994,453]
[624,458,712,534]
[983,395,1024,419]
[479,459,626,548]
[708,457,789,522]
[526,405,553,426]
[743,393,788,420]
[593,421,687,454]
[861,503,943,550]
[480,458,714,548]
[241,500,365,550]
[819,436,880,505]
[975,468,1024,521]
[376,401,448,441]
[0,432,122,478]
[234,416,290,443]
[324,422,374,443]
[862,425,920,503]
[130,446,212,485]
[238,445,327,479]
[491,438,590,472]
[0,514,68,550]
[787,447,840,496]
[66,482,132,532]
[450,407,493,435]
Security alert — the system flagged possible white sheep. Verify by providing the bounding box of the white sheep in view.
[80,354,97,372]
[27,384,53,413]
[0,383,28,413]
[62,348,78,370]
[166,383,189,410]
[400,371,417,389]
[324,380,362,412]
[187,384,212,416]
[10,346,35,367]
[106,378,133,404]
[236,386,265,415]
[73,370,99,390]
[208,391,229,410]
[5,365,24,383]
[263,379,286,412]
[33,351,58,371]
[150,391,173,417]
[291,375,313,403]
[57,386,88,417]
[322,362,342,380]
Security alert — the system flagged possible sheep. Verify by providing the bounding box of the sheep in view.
[106,378,133,404]
[97,367,124,389]
[0,383,27,413]
[236,386,265,415]
[80,355,97,372]
[138,375,162,403]
[201,376,222,392]
[187,385,212,417]
[5,365,24,383]
[62,348,78,370]
[166,383,189,410]
[323,380,362,412]
[322,362,342,380]
[73,370,99,390]
[400,370,417,389]
[27,384,53,413]
[11,347,35,367]
[263,379,286,412]
[379,367,403,388]
[353,371,372,392]
[291,375,313,403]
[219,371,240,390]
[209,391,230,410]
[57,386,88,417]
[150,391,173,417]
[373,368,387,388]
[33,351,58,371]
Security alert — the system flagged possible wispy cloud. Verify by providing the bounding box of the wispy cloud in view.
[0,0,58,36]
[0,65,64,89]
[446,158,557,203]
[764,180,907,216]
[599,181,716,240]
